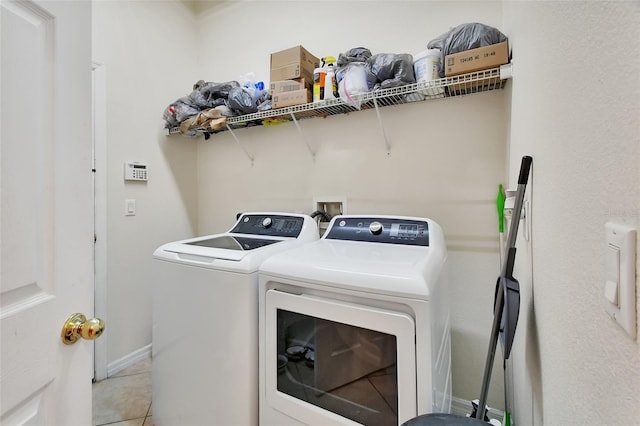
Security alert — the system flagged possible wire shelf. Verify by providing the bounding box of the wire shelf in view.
[167,65,510,137]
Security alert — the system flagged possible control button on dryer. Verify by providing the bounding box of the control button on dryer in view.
[262,217,273,228]
[369,221,383,235]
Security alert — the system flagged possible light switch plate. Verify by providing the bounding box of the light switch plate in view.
[604,222,636,338]
[125,199,136,216]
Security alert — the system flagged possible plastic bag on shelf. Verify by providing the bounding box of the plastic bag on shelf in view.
[227,86,255,114]
[236,72,259,88]
[163,96,200,128]
[228,85,271,115]
[335,47,376,109]
[214,105,236,117]
[367,53,416,89]
[428,22,508,77]
[337,62,376,110]
[240,73,267,102]
[336,47,372,66]
[228,72,270,114]
[336,47,376,86]
[256,96,272,111]
[189,80,240,108]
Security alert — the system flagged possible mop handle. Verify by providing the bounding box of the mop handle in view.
[501,156,532,275]
[476,156,532,420]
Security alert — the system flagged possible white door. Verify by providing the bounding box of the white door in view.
[1,1,96,425]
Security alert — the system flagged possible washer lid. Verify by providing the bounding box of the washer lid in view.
[186,235,281,251]
[153,212,320,265]
[159,235,285,262]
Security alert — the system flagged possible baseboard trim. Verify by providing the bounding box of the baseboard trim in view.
[451,396,505,422]
[107,344,152,378]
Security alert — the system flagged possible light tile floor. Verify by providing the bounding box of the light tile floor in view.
[92,357,153,426]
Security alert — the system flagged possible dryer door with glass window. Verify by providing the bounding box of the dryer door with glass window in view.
[265,289,417,425]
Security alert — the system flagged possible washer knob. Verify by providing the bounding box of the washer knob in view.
[262,217,272,228]
[369,221,383,235]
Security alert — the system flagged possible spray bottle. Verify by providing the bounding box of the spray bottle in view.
[313,58,327,103]
[323,56,338,100]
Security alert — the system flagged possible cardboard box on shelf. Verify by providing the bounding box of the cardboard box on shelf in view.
[269,78,310,95]
[272,88,311,109]
[270,45,319,70]
[270,65,309,83]
[444,41,509,76]
[270,45,320,83]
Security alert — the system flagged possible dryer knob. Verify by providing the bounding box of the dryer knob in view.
[369,221,383,235]
[262,217,273,228]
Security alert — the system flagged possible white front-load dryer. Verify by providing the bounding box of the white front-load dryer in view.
[258,215,452,426]
[152,212,319,426]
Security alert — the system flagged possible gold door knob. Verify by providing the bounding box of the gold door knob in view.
[61,313,105,345]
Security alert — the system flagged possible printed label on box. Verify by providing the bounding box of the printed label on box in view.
[445,42,508,76]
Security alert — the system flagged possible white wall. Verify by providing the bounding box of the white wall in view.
[92,1,200,364]
[503,1,640,424]
[195,0,509,409]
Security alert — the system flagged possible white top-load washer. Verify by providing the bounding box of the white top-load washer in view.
[258,215,451,426]
[152,212,319,426]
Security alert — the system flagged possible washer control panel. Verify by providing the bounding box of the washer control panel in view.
[325,217,429,246]
[231,214,305,237]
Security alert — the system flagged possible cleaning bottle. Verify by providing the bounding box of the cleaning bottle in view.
[313,58,327,103]
[324,64,337,100]
[323,56,338,100]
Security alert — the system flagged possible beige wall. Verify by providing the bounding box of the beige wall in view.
[503,1,640,425]
[93,1,200,364]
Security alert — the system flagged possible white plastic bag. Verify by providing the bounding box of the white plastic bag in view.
[337,63,370,109]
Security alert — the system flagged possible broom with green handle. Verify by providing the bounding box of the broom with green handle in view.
[497,184,506,267]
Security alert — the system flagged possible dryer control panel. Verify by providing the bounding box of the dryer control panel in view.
[325,217,429,246]
[231,214,305,238]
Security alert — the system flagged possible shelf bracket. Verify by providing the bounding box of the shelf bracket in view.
[373,98,391,156]
[226,124,254,166]
[500,62,513,80]
[290,112,315,161]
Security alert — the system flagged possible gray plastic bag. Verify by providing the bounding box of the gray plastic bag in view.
[163,97,200,128]
[367,53,416,89]
[189,80,240,109]
[428,22,508,77]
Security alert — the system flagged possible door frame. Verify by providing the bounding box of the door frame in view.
[92,60,108,381]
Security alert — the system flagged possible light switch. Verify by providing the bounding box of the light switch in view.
[604,244,620,306]
[604,222,637,338]
[125,199,136,216]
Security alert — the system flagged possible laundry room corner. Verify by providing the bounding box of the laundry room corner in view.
[92,0,201,369]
